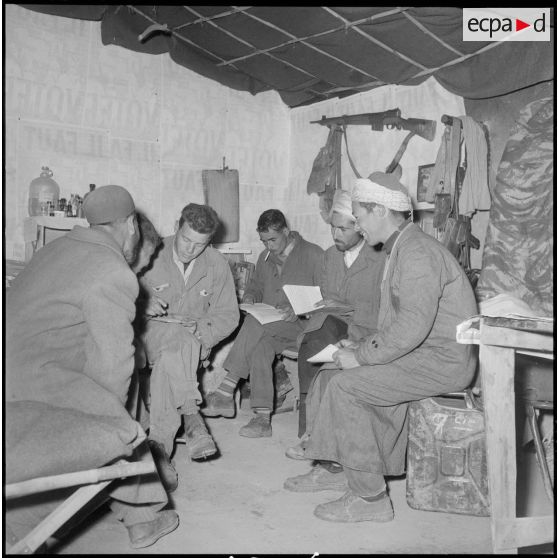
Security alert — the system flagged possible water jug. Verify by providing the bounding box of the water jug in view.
[28,166,60,216]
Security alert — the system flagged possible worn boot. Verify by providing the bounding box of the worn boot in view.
[239,411,272,438]
[201,391,236,418]
[126,510,180,549]
[313,490,394,523]
[284,463,348,492]
[148,440,178,493]
[183,413,217,460]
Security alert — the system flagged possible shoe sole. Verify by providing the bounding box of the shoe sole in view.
[200,408,235,418]
[129,514,180,549]
[283,480,348,492]
[189,447,218,460]
[313,507,394,522]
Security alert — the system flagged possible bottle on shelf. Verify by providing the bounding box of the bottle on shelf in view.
[28,166,60,216]
[84,183,96,200]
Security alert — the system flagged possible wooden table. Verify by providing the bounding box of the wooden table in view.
[465,316,554,553]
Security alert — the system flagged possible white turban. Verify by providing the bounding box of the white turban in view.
[352,171,413,213]
[330,189,354,220]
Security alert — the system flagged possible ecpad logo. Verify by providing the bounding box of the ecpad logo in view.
[463,8,550,42]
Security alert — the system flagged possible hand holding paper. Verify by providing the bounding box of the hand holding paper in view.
[307,344,338,363]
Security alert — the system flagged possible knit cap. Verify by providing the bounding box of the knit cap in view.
[83,185,135,225]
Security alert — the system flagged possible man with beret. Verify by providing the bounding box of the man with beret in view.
[6,185,179,549]
[140,203,239,491]
[202,209,324,438]
[284,172,478,523]
[287,190,386,455]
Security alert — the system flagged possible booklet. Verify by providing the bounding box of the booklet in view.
[282,284,323,315]
[239,302,284,324]
[307,344,339,363]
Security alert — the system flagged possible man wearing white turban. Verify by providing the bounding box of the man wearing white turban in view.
[284,172,477,523]
[286,189,386,452]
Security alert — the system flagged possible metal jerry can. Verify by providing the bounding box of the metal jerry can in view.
[406,392,489,516]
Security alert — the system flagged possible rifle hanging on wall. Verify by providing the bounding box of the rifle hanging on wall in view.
[306,108,437,221]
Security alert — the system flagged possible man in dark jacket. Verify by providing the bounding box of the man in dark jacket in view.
[6,185,178,549]
[284,173,477,523]
[290,190,386,446]
[202,209,324,438]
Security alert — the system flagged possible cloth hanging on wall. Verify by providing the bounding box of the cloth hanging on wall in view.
[476,97,553,316]
[202,169,240,244]
[458,116,491,217]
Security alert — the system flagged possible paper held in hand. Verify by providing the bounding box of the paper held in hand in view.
[281,284,323,315]
[307,344,338,363]
[239,303,283,324]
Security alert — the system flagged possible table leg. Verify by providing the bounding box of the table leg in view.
[479,343,517,554]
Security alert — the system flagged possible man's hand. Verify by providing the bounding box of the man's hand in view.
[337,338,359,350]
[145,295,169,317]
[277,305,298,323]
[332,348,360,369]
[242,294,255,305]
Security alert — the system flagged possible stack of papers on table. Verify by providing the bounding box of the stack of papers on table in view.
[239,303,283,324]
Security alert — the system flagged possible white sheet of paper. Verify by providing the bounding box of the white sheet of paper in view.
[307,344,338,363]
[282,284,322,315]
[239,303,283,324]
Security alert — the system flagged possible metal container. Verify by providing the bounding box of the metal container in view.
[406,394,489,516]
[28,167,60,216]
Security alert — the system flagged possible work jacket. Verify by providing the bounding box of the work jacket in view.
[140,236,239,354]
[302,242,386,341]
[244,230,324,308]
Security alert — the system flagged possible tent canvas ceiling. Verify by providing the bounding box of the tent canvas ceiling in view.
[19,6,555,106]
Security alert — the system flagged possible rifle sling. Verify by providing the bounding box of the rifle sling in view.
[385,131,416,173]
[342,126,362,179]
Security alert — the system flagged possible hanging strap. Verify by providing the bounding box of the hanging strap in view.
[385,131,416,173]
[342,125,362,179]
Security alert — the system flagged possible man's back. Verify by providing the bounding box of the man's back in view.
[6,225,138,416]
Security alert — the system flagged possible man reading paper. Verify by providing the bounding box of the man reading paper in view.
[202,209,323,438]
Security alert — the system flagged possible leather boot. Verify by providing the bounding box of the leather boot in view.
[147,440,178,493]
[183,413,217,460]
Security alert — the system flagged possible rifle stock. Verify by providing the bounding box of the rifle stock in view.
[311,108,437,141]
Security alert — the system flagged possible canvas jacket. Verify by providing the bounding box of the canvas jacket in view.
[243,230,324,308]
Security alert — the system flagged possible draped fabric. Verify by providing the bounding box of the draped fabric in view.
[20,6,554,107]
[477,97,554,316]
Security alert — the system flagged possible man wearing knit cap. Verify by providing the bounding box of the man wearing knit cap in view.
[6,185,179,549]
[286,189,386,456]
[284,172,477,523]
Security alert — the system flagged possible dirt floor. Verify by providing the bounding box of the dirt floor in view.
[48,395,554,555]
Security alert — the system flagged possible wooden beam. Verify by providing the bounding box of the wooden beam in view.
[174,6,253,31]
[233,6,383,80]
[322,7,427,70]
[218,7,407,68]
[481,324,553,353]
[401,10,464,56]
[181,5,338,91]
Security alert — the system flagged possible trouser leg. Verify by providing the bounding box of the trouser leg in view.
[344,467,386,498]
[147,330,202,456]
[297,316,348,437]
[247,335,277,410]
